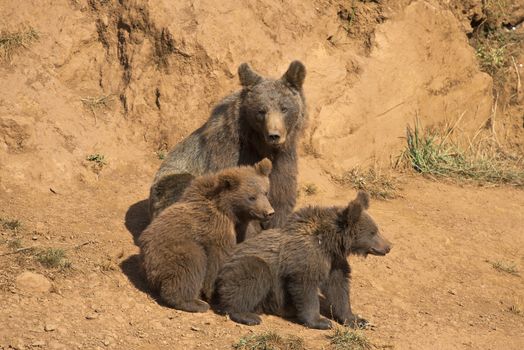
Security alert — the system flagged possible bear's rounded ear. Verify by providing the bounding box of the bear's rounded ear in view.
[356,191,370,209]
[346,200,363,226]
[238,63,262,87]
[218,173,240,191]
[255,158,273,176]
[282,60,306,90]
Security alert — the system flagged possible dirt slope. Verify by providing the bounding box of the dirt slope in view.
[1,0,523,349]
[0,0,494,191]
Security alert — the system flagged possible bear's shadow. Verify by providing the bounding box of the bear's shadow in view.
[124,199,150,246]
[121,199,153,298]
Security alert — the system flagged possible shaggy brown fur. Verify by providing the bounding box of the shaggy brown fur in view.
[149,61,307,234]
[139,159,274,313]
[214,191,392,329]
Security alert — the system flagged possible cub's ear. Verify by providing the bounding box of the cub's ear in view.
[217,173,240,191]
[238,63,262,87]
[345,200,363,226]
[282,60,306,90]
[356,191,370,209]
[254,158,272,176]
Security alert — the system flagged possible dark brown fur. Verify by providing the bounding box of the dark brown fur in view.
[214,191,392,329]
[139,159,273,313]
[149,61,307,235]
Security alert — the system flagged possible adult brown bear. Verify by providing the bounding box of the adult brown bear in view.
[149,61,307,239]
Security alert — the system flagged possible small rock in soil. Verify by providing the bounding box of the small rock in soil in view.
[15,272,52,293]
[45,324,56,332]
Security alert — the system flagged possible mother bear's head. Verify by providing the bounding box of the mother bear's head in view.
[238,61,307,150]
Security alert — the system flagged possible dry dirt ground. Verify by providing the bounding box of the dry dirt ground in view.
[1,167,523,350]
[1,0,524,349]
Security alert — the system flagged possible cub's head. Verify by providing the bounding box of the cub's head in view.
[215,158,274,222]
[238,61,306,149]
[341,191,392,257]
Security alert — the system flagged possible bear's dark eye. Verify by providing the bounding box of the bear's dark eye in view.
[281,106,288,113]
[249,196,256,201]
[257,110,267,120]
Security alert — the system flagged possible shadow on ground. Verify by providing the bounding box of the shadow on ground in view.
[125,199,150,245]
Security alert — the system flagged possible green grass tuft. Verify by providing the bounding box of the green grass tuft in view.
[36,248,71,269]
[233,331,307,350]
[327,327,372,350]
[399,122,524,186]
[156,150,166,160]
[86,153,107,173]
[86,153,106,164]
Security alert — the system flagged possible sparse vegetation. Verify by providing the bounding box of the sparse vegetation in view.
[87,153,106,164]
[303,183,318,196]
[508,303,522,316]
[1,218,22,231]
[7,238,22,249]
[156,150,166,160]
[86,153,107,173]
[0,27,39,61]
[36,248,71,269]
[327,327,372,350]
[81,95,114,123]
[489,260,519,276]
[331,166,399,200]
[398,122,524,187]
[470,0,521,99]
[81,95,114,110]
[233,331,307,350]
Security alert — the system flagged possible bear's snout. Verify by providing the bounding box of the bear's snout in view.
[264,208,275,218]
[265,112,287,146]
[268,133,281,143]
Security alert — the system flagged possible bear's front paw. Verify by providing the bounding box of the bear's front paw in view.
[343,314,369,329]
[229,312,261,326]
[305,316,332,330]
[176,299,210,313]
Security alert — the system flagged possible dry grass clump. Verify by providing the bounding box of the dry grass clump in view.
[0,27,39,61]
[36,248,71,269]
[331,166,399,200]
[327,327,372,350]
[1,218,22,231]
[489,260,519,276]
[233,331,307,350]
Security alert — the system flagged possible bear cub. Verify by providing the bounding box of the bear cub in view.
[214,191,392,329]
[139,159,274,313]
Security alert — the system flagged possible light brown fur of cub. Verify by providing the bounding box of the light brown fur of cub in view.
[139,159,273,313]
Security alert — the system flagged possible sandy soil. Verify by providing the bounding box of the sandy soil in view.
[1,164,523,349]
[1,0,523,349]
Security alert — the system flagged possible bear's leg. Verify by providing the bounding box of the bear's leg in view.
[159,243,209,313]
[202,246,234,301]
[265,152,297,229]
[320,261,368,328]
[215,256,272,326]
[288,280,331,330]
